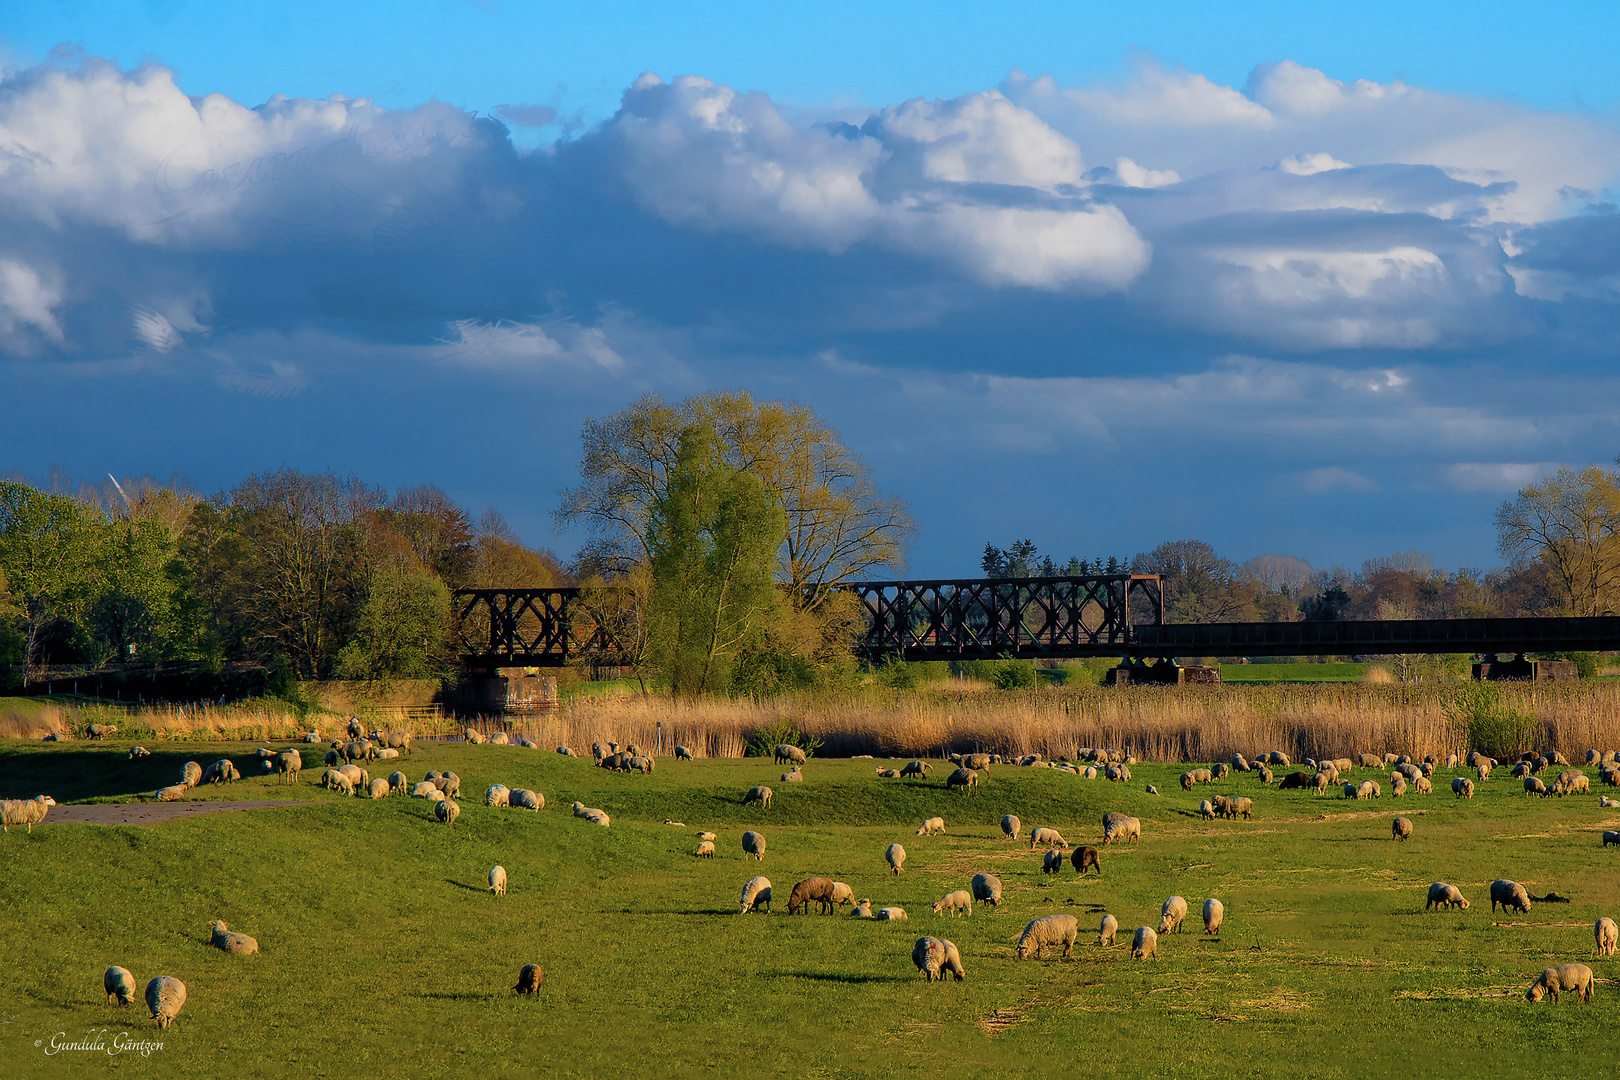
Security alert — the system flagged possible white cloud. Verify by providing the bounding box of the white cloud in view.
[872,91,1085,190]
[1298,466,1380,494]
[1246,60,1410,118]
[0,258,64,350]
[1275,152,1351,176]
[436,319,626,374]
[1110,157,1180,188]
[1441,462,1563,492]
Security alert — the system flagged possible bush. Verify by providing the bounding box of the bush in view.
[744,717,823,759]
[1546,651,1600,678]
[990,658,1038,691]
[876,656,917,690]
[1443,682,1538,760]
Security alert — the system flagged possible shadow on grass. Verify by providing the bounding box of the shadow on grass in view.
[419,991,502,1001]
[770,971,910,984]
[443,879,488,893]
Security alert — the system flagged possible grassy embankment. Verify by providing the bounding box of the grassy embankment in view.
[2,740,1619,1079]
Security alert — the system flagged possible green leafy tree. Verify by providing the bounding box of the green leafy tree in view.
[0,482,108,682]
[334,559,452,694]
[646,424,788,697]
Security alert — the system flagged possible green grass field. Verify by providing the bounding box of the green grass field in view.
[2,742,1618,1078]
[1215,663,1372,683]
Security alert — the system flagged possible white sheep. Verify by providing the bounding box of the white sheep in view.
[1000,814,1020,840]
[1203,898,1224,934]
[829,881,855,910]
[970,872,1002,907]
[780,767,802,782]
[743,786,773,809]
[851,899,874,918]
[104,965,137,1005]
[1132,926,1158,960]
[912,936,966,981]
[740,875,773,913]
[886,843,906,874]
[1041,849,1064,874]
[916,816,945,836]
[512,789,544,811]
[1596,917,1618,957]
[368,777,390,799]
[145,976,186,1029]
[1016,914,1078,959]
[210,920,259,955]
[1158,896,1188,934]
[699,831,717,841]
[1452,777,1474,799]
[1199,799,1215,820]
[1425,882,1470,910]
[0,794,56,833]
[694,840,716,857]
[1097,913,1118,946]
[1030,827,1067,850]
[490,865,507,896]
[435,798,460,826]
[154,785,188,802]
[931,889,973,917]
[742,830,767,860]
[1103,817,1140,845]
[1526,963,1594,1004]
[486,784,511,808]
[877,907,907,921]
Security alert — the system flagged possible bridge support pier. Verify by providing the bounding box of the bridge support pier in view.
[1472,654,1578,682]
[1107,659,1221,687]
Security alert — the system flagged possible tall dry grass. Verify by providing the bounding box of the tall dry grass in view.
[11,682,1620,762]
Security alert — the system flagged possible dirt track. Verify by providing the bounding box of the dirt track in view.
[48,801,316,826]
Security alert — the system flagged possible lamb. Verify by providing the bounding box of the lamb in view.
[145,976,186,1029]
[435,798,460,826]
[945,767,978,792]
[490,865,507,896]
[1555,770,1590,796]
[1071,846,1101,876]
[1158,895,1189,934]
[1392,817,1413,841]
[1199,799,1215,820]
[742,830,767,860]
[154,784,188,802]
[276,750,302,784]
[916,816,945,836]
[877,907,907,921]
[180,761,202,787]
[827,881,855,911]
[970,872,1002,907]
[1030,827,1067,850]
[631,755,657,775]
[1132,926,1158,960]
[486,784,511,808]
[1596,917,1619,957]
[1042,849,1064,874]
[0,794,56,833]
[898,759,931,778]
[912,936,966,981]
[432,772,462,799]
[788,877,839,915]
[1490,879,1532,913]
[570,801,608,825]
[1146,784,1159,795]
[1477,761,1492,781]
[129,746,151,759]
[1602,797,1620,809]
[1452,777,1474,799]
[1203,898,1224,934]
[1526,964,1594,1004]
[694,840,716,857]
[1256,766,1273,785]
[1016,914,1078,959]
[1098,913,1118,946]
[374,748,400,760]
[104,965,137,1005]
[742,786,773,809]
[511,789,543,811]
[368,777,390,799]
[1103,817,1140,845]
[1426,882,1469,910]
[875,768,900,778]
[886,843,906,873]
[338,763,370,791]
[931,889,973,917]
[699,831,717,841]
[513,964,544,995]
[739,876,773,913]
[465,729,485,745]
[210,920,259,955]
[1001,814,1021,840]
[851,899,874,918]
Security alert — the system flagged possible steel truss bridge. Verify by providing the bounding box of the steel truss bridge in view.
[453,573,1620,670]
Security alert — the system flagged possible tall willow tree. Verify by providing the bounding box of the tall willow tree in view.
[646,424,787,697]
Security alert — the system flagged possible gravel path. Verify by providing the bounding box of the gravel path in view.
[49,800,316,826]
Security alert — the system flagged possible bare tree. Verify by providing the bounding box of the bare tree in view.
[1495,465,1620,616]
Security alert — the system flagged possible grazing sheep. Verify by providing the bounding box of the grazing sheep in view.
[274,750,302,784]
[1203,898,1224,934]
[512,789,543,811]
[1452,777,1474,799]
[1555,770,1591,796]
[513,964,543,995]
[1199,799,1215,820]
[740,876,773,913]
[877,907,907,921]
[898,759,931,779]
[1145,783,1159,795]
[773,744,808,766]
[1132,926,1158,960]
[1103,817,1140,845]
[970,872,1002,908]
[486,784,511,808]
[464,729,485,745]
[631,756,657,775]
[825,882,855,911]
[912,936,966,982]
[875,768,900,778]
[887,843,906,874]
[945,767,978,792]
[129,746,151,759]
[1030,827,1067,850]
[1426,882,1470,910]
[788,877,839,915]
[411,781,439,799]
[105,965,137,1005]
[1042,848,1064,874]
[1477,762,1493,781]
[1391,773,1407,798]
[1392,817,1413,841]
[0,794,57,833]
[1098,913,1118,946]
[1523,776,1549,797]
[324,750,340,767]
[145,976,186,1029]
[742,831,767,860]
[1071,846,1101,876]
[851,899,874,918]
[489,732,511,746]
[1490,879,1532,913]
[154,785,188,802]
[1001,814,1021,841]
[368,777,390,799]
[1158,896,1189,934]
[435,798,460,826]
[180,761,203,788]
[1414,776,1432,794]
[694,840,716,857]
[1597,917,1619,957]
[916,816,945,836]
[490,865,507,896]
[932,889,973,917]
[743,786,773,809]
[1602,831,1620,847]
[210,920,259,955]
[1016,914,1079,959]
[337,763,370,789]
[1354,780,1375,800]
[1526,964,1594,1004]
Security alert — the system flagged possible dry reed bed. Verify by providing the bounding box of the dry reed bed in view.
[9,682,1620,762]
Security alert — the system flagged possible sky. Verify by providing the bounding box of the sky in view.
[3,1,1620,579]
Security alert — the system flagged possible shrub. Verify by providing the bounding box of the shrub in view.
[1443,682,1538,760]
[744,716,823,759]
[1546,651,1600,679]
[990,658,1038,691]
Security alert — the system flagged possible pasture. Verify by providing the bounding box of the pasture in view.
[1,742,1618,1078]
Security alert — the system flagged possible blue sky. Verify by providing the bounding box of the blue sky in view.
[3,2,1620,578]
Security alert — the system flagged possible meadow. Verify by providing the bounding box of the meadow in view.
[2,737,1619,1079]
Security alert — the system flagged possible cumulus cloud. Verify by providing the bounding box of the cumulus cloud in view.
[1275,152,1351,176]
[0,258,64,351]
